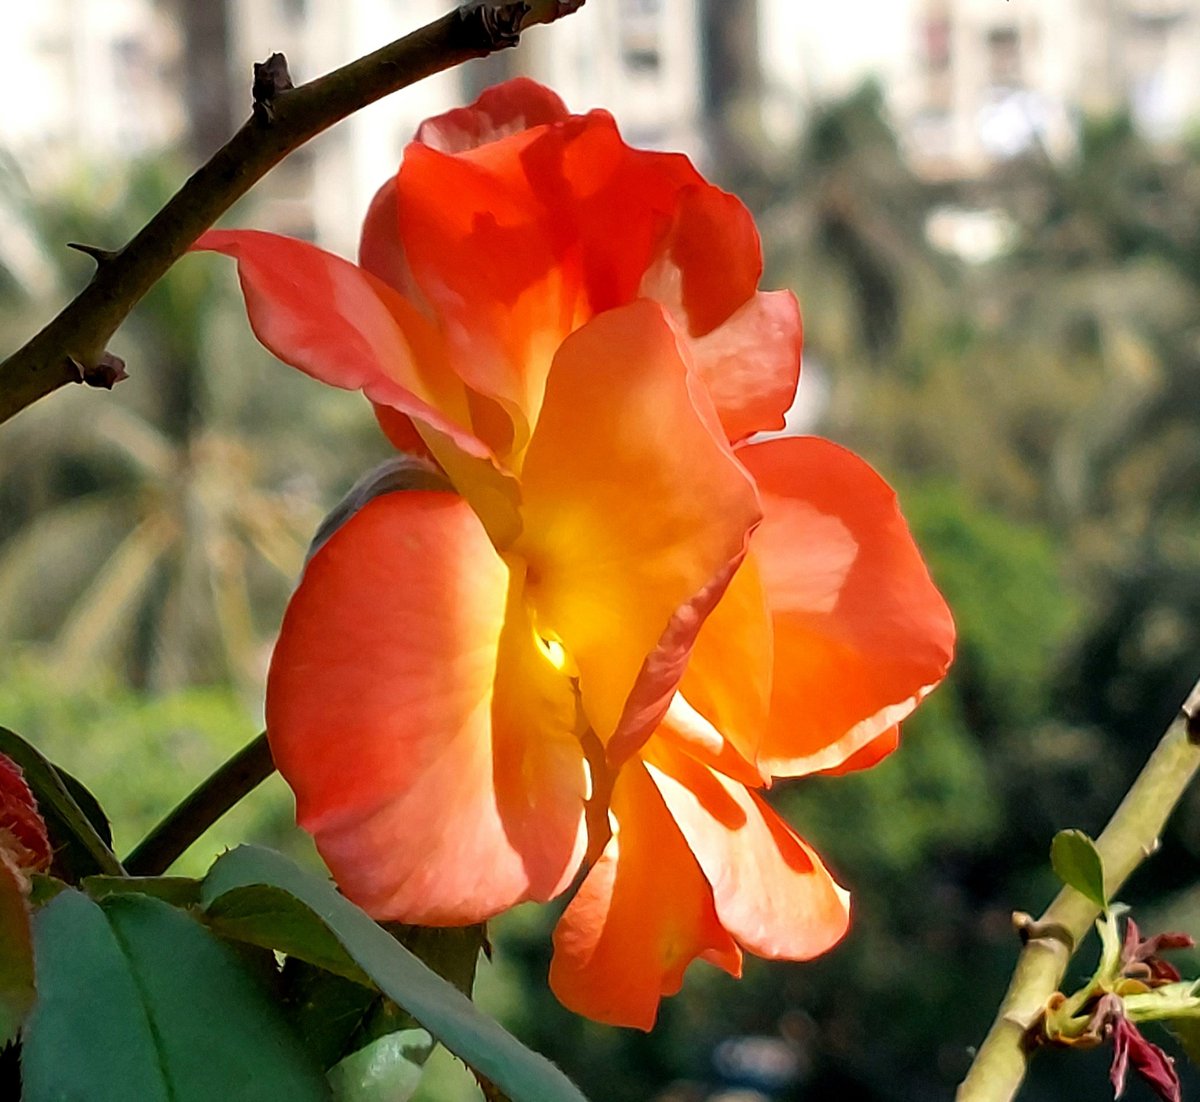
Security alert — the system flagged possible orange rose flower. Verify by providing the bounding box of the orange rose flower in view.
[197,79,954,1029]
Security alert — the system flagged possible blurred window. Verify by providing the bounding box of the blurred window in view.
[619,0,662,74]
[986,25,1021,86]
[923,14,952,73]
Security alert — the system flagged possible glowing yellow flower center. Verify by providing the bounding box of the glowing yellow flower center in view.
[535,631,571,673]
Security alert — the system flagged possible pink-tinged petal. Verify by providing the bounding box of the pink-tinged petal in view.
[415,76,570,154]
[194,229,490,461]
[266,492,586,924]
[645,737,851,960]
[639,184,762,337]
[513,301,760,755]
[690,291,803,443]
[737,437,955,778]
[549,760,741,1031]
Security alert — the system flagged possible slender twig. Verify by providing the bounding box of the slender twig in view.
[0,0,585,426]
[957,675,1200,1101]
[124,732,275,876]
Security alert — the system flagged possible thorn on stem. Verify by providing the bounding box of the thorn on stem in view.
[252,53,294,123]
[67,352,128,390]
[66,242,120,267]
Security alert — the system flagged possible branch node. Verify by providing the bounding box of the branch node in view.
[252,52,295,123]
[1182,681,1200,743]
[461,2,528,50]
[1012,910,1074,949]
[66,242,121,267]
[67,352,128,390]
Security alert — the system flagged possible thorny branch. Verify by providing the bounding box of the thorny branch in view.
[0,0,585,426]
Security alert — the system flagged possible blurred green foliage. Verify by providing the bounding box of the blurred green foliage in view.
[3,83,1200,1102]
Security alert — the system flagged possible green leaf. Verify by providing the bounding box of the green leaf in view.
[208,883,372,984]
[281,958,380,1070]
[83,874,201,906]
[0,726,123,879]
[1050,829,1107,908]
[328,1028,433,1102]
[203,846,587,1102]
[22,888,331,1102]
[0,858,35,1046]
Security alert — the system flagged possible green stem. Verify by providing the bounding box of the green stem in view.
[957,675,1200,1101]
[124,731,275,876]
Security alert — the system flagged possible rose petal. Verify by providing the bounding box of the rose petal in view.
[266,491,587,923]
[818,726,900,775]
[513,301,760,755]
[645,737,851,960]
[690,291,804,443]
[737,437,955,777]
[193,229,487,460]
[638,184,762,337]
[395,104,704,448]
[673,553,773,783]
[549,760,741,1030]
[359,175,424,305]
[415,76,570,154]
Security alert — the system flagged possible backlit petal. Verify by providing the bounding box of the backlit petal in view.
[548,760,741,1031]
[266,491,586,923]
[671,554,773,783]
[645,737,851,960]
[513,301,760,756]
[194,229,485,460]
[415,76,570,154]
[638,184,761,337]
[738,437,955,777]
[359,176,424,305]
[821,726,900,775]
[690,291,803,443]
[395,108,703,450]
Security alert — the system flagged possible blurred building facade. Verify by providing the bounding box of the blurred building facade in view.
[900,0,1200,176]
[6,0,1200,248]
[0,0,185,184]
[227,0,704,255]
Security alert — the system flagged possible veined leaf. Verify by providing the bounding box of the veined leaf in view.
[202,846,587,1102]
[1050,829,1107,908]
[22,889,330,1101]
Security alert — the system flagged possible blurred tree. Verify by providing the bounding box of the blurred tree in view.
[0,159,384,695]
